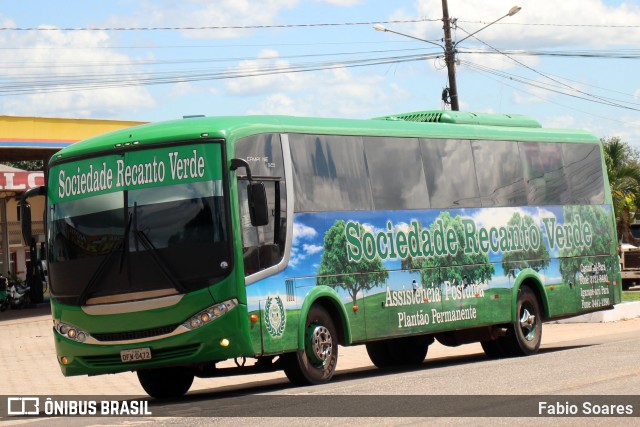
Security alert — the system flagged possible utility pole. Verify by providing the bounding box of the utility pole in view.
[441,0,459,111]
[374,3,520,111]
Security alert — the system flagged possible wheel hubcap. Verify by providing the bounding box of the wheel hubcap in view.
[519,307,537,341]
[306,324,332,366]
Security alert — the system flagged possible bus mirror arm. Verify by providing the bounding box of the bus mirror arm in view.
[230,158,253,181]
[20,186,46,246]
[230,159,269,227]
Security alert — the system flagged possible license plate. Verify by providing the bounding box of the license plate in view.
[120,348,152,363]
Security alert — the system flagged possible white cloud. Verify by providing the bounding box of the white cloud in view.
[241,55,412,118]
[0,27,154,118]
[315,0,365,6]
[125,0,299,39]
[543,115,578,130]
[292,222,317,245]
[302,244,323,254]
[225,50,310,97]
[471,207,557,230]
[410,0,640,49]
[289,243,323,269]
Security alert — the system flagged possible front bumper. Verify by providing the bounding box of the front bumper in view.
[54,303,253,377]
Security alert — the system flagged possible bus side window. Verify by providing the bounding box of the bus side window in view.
[234,133,287,278]
[238,179,284,276]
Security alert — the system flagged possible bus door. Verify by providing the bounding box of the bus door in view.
[234,134,288,354]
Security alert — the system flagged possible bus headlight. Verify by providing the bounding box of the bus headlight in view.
[54,320,89,343]
[182,299,238,331]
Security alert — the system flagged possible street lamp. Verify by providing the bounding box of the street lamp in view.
[374,4,521,111]
[454,6,522,47]
[373,23,443,49]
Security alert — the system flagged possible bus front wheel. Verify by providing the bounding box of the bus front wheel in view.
[283,305,338,386]
[137,367,194,399]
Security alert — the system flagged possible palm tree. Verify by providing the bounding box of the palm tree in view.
[602,137,640,244]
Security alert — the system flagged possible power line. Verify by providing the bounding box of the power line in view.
[461,60,640,112]
[458,20,640,29]
[455,24,640,112]
[0,18,437,32]
[462,60,633,125]
[2,18,637,32]
[0,47,439,69]
[0,52,440,96]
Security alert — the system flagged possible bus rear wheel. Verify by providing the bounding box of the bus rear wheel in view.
[137,367,194,399]
[366,335,431,368]
[505,286,542,356]
[283,305,338,386]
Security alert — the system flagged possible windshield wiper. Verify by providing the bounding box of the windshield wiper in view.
[134,229,187,293]
[78,213,133,306]
[131,201,186,294]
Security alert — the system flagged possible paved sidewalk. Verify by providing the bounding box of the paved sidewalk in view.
[1,302,639,396]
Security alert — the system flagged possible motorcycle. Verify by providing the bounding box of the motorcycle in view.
[0,273,7,311]
[5,275,31,309]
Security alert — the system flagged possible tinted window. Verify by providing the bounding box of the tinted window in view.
[421,139,481,208]
[562,143,604,204]
[520,142,570,205]
[234,133,284,179]
[289,134,372,212]
[235,134,287,275]
[364,137,429,210]
[472,140,526,207]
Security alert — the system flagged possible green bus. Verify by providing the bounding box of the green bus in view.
[22,110,622,398]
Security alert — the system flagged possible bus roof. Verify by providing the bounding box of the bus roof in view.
[50,111,599,164]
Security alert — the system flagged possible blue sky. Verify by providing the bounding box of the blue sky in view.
[1,0,639,146]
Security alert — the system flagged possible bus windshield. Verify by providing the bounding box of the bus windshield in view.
[47,142,230,306]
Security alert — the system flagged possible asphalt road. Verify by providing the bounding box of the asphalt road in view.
[3,316,639,426]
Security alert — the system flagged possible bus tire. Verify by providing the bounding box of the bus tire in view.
[365,341,394,368]
[505,286,542,356]
[366,336,430,368]
[283,304,338,386]
[137,367,194,399]
[480,339,505,359]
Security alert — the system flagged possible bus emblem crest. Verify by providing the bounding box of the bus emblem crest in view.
[264,296,286,337]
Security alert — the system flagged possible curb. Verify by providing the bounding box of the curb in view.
[555,301,640,323]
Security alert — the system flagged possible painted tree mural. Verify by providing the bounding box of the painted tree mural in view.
[401,212,494,287]
[501,211,550,278]
[559,205,616,284]
[317,220,388,306]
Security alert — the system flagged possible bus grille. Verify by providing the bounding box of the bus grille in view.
[80,344,201,368]
[625,251,640,269]
[92,324,181,342]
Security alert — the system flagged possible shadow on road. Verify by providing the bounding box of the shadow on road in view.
[0,302,50,323]
[148,342,595,411]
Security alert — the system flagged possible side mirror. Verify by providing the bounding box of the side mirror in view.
[247,182,269,227]
[20,186,46,245]
[21,202,32,245]
[230,158,269,227]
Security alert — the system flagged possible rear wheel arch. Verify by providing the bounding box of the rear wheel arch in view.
[512,270,549,321]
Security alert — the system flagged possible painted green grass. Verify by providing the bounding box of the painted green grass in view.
[622,291,640,302]
[347,286,514,342]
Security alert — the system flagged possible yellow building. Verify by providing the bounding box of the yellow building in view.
[0,116,144,287]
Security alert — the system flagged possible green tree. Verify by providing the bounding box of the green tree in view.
[401,212,494,286]
[2,160,43,171]
[602,136,640,244]
[316,220,388,306]
[559,205,614,285]
[501,212,550,278]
